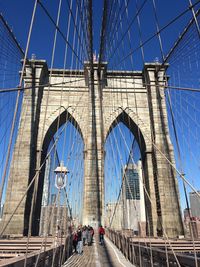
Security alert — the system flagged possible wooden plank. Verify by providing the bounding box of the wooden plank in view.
[0,244,51,247]
[0,248,50,251]
[0,254,24,258]
[131,244,200,249]
[130,237,200,243]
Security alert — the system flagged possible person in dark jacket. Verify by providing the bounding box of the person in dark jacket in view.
[87,226,92,246]
[72,231,78,253]
[76,226,83,254]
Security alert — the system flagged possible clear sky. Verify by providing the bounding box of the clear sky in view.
[0,0,200,221]
[0,0,192,68]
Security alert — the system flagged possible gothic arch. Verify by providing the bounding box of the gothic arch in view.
[104,109,154,235]
[42,108,84,156]
[25,108,84,235]
[105,108,148,159]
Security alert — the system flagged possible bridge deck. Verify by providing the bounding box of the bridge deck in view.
[0,237,53,260]
[63,234,135,267]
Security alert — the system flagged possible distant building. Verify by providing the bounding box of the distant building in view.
[0,204,4,219]
[183,208,191,236]
[42,157,51,206]
[39,205,68,236]
[190,220,200,238]
[190,191,200,218]
[183,208,191,219]
[122,161,146,233]
[183,206,200,238]
[105,202,123,230]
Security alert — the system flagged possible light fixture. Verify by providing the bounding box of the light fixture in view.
[54,161,69,190]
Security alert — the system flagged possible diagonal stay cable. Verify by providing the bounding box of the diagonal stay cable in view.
[105,79,200,92]
[35,106,85,266]
[166,90,198,266]
[188,0,200,38]
[0,120,66,236]
[0,88,85,237]
[107,0,148,62]
[164,8,200,64]
[0,14,24,56]
[109,1,200,68]
[128,108,200,199]
[106,114,181,266]
[0,78,86,93]
[105,0,121,49]
[37,0,84,66]
[148,0,197,260]
[65,0,88,61]
[0,0,38,218]
[75,0,90,60]
[98,0,107,67]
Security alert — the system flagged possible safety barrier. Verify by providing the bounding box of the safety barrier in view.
[106,228,200,267]
[0,235,72,267]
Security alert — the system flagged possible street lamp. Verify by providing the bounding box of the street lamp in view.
[54,161,69,244]
[54,161,69,190]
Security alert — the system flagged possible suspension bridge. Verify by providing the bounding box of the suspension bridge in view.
[0,0,200,266]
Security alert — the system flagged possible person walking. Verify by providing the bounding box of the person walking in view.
[72,231,78,253]
[76,226,83,254]
[87,226,92,246]
[90,226,94,239]
[98,225,105,245]
[82,226,87,246]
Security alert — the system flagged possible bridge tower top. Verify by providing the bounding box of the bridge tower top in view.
[84,61,108,87]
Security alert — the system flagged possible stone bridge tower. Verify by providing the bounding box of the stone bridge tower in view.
[1,59,184,237]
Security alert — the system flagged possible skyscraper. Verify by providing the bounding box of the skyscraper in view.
[190,191,200,218]
[122,161,146,234]
[105,202,123,230]
[42,156,51,206]
[123,165,140,200]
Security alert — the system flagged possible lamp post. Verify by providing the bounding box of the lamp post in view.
[54,161,69,190]
[54,161,69,244]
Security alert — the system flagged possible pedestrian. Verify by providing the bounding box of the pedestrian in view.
[87,226,92,246]
[90,226,94,238]
[82,226,87,246]
[90,226,94,243]
[76,226,83,254]
[72,231,78,253]
[98,225,105,245]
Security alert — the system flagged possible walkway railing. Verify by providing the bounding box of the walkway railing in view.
[0,236,72,267]
[106,228,200,267]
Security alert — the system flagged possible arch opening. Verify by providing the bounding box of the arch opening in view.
[106,111,146,159]
[24,109,84,236]
[104,111,149,235]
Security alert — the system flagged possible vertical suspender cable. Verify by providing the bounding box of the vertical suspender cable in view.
[0,0,38,219]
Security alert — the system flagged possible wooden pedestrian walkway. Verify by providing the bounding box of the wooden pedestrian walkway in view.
[63,234,135,267]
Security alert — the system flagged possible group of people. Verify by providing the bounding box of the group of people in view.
[72,225,106,254]
[72,225,94,254]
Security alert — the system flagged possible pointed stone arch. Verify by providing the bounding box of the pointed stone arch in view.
[104,108,156,235]
[103,99,183,236]
[25,108,84,235]
[105,108,147,158]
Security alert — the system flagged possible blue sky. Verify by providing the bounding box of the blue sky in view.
[0,0,200,220]
[0,0,193,68]
[44,123,84,219]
